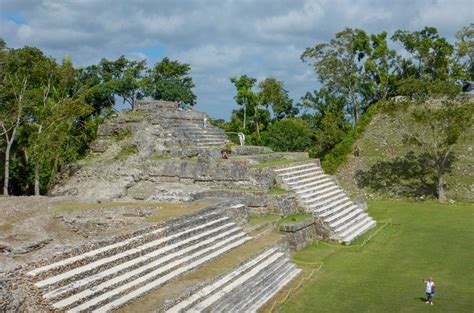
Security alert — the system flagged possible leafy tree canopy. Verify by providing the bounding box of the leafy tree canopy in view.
[147,57,196,103]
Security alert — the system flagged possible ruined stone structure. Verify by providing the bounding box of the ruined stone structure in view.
[274,160,376,244]
[3,100,377,312]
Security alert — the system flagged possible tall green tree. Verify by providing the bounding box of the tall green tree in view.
[99,56,147,109]
[78,64,115,113]
[230,75,257,130]
[147,57,196,103]
[362,32,398,104]
[27,57,92,195]
[258,77,298,118]
[455,24,474,81]
[301,28,371,123]
[0,46,50,195]
[392,27,455,82]
[300,88,350,157]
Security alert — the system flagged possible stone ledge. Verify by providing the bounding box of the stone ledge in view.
[278,218,314,232]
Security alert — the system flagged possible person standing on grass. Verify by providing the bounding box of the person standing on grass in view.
[423,277,435,305]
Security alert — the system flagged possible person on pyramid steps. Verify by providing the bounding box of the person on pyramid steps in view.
[221,140,232,159]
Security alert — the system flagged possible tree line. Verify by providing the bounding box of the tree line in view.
[1,24,472,200]
[0,40,196,195]
[220,25,472,201]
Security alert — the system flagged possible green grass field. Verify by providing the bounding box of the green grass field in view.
[282,200,474,313]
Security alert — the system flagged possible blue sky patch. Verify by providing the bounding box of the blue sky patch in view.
[1,11,27,25]
[130,47,165,64]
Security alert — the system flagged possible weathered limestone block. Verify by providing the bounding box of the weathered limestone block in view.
[145,160,253,183]
[231,146,273,156]
[279,219,318,250]
[134,99,177,111]
[354,196,368,211]
[90,139,109,153]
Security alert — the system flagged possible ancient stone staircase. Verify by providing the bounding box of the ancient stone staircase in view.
[274,161,376,244]
[134,99,227,148]
[26,205,251,312]
[174,123,227,148]
[167,247,301,313]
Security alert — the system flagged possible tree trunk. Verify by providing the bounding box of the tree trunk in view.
[3,141,12,196]
[243,105,246,129]
[34,161,40,196]
[437,171,446,202]
[255,116,260,140]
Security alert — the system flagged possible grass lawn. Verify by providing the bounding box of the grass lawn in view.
[282,200,474,313]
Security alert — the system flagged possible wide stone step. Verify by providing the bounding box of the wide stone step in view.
[303,188,344,206]
[26,226,165,278]
[45,223,240,301]
[177,128,225,136]
[307,191,349,210]
[274,158,377,246]
[323,204,357,223]
[273,162,320,173]
[241,265,301,313]
[295,179,334,195]
[54,229,247,311]
[34,216,232,289]
[299,183,340,200]
[334,214,370,237]
[285,173,327,187]
[79,235,252,313]
[317,199,353,217]
[192,135,227,141]
[27,210,224,279]
[342,219,377,244]
[214,258,293,313]
[328,208,363,229]
[280,171,322,184]
[293,176,333,192]
[276,166,321,178]
[166,248,278,313]
[186,250,286,312]
[196,139,225,144]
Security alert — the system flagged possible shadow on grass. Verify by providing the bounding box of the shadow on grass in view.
[417,297,427,302]
[355,151,455,198]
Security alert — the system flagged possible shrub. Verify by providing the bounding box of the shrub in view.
[261,118,314,152]
[321,103,380,173]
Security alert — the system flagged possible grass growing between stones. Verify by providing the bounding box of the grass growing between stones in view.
[248,213,281,226]
[114,145,138,160]
[278,212,313,225]
[250,158,311,169]
[0,223,13,232]
[150,152,173,160]
[54,201,163,212]
[55,200,215,222]
[281,200,474,313]
[267,187,288,195]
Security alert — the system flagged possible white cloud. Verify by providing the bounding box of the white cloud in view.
[1,0,472,118]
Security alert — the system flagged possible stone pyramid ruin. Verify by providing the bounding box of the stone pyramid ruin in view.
[6,99,376,312]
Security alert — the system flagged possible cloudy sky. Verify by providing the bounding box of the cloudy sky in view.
[1,0,472,119]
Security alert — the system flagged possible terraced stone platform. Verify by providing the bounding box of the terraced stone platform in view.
[168,247,301,313]
[274,161,376,243]
[174,123,227,148]
[26,205,251,312]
